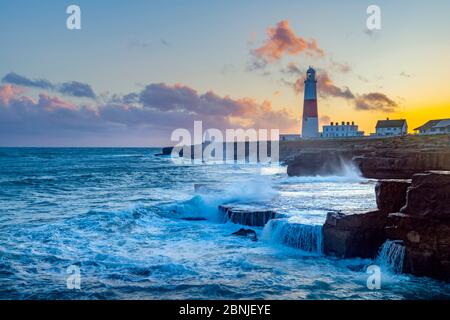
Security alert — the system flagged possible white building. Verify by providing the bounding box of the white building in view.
[321,121,364,138]
[414,118,450,135]
[375,119,408,136]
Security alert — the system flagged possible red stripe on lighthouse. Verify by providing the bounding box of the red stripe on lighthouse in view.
[303,100,318,118]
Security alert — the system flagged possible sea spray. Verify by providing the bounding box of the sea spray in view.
[168,176,278,221]
[277,160,363,184]
[262,218,323,254]
[376,240,406,274]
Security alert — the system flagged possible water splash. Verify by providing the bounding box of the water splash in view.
[262,218,323,254]
[376,240,406,274]
[277,161,363,184]
[168,176,278,221]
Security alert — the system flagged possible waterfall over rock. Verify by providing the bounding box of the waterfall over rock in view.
[263,218,323,254]
[376,240,406,274]
[218,205,281,227]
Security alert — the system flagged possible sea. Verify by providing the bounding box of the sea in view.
[0,148,449,299]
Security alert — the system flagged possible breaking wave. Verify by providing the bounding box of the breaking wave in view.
[277,161,363,184]
[168,176,278,221]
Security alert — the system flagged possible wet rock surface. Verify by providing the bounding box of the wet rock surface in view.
[286,151,353,177]
[323,171,450,281]
[282,135,450,178]
[375,179,410,213]
[323,210,388,258]
[400,171,450,219]
[386,213,450,281]
[219,205,282,227]
[385,171,450,281]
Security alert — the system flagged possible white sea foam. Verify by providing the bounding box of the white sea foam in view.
[169,175,278,221]
[278,161,363,184]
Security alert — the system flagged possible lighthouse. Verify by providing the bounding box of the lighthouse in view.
[301,67,319,138]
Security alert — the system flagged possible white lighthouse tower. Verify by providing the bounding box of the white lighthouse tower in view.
[301,67,319,138]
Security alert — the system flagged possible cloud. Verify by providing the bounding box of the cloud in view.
[2,73,96,99]
[354,93,397,112]
[317,72,354,99]
[59,81,96,99]
[37,93,77,111]
[400,72,413,78]
[282,62,305,76]
[133,83,297,130]
[0,84,24,105]
[285,70,397,113]
[0,83,297,146]
[2,72,53,90]
[292,70,354,100]
[160,38,171,47]
[128,39,151,49]
[252,20,324,63]
[330,60,351,73]
[319,115,331,125]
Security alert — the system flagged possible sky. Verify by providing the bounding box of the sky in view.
[0,0,449,146]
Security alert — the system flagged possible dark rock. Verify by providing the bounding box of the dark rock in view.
[159,141,274,162]
[381,171,450,281]
[219,205,281,227]
[286,151,353,176]
[155,146,176,156]
[282,135,450,179]
[353,156,411,179]
[400,171,450,220]
[375,180,411,213]
[386,213,450,281]
[232,228,258,241]
[181,217,208,221]
[322,170,450,281]
[354,152,450,179]
[323,210,388,258]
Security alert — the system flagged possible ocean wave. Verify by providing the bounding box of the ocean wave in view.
[276,161,364,184]
[0,175,58,186]
[167,176,278,221]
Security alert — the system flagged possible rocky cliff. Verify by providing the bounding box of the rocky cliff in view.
[323,180,410,259]
[282,135,450,179]
[323,171,450,282]
[386,171,450,281]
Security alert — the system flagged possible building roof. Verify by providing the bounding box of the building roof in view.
[434,119,450,128]
[414,118,450,131]
[376,119,407,129]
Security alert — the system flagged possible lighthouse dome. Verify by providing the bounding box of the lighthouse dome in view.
[306,66,316,79]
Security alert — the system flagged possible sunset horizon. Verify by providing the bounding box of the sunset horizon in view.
[1,0,449,308]
[1,0,449,147]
